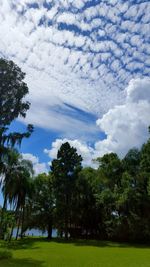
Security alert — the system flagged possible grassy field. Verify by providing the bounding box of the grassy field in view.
[0,238,150,267]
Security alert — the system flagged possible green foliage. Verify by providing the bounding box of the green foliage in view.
[51,142,82,238]
[140,139,150,173]
[123,148,141,176]
[25,173,54,239]
[0,250,12,260]
[0,58,33,176]
[97,153,123,189]
[0,58,29,125]
[0,58,34,240]
[48,132,150,242]
[74,167,101,238]
[0,210,15,240]
[0,148,34,240]
[1,149,34,209]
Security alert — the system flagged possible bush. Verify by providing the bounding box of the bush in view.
[0,250,12,260]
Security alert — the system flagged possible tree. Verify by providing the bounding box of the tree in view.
[25,173,54,240]
[96,153,124,240]
[0,149,34,240]
[51,142,82,239]
[140,139,150,173]
[13,158,34,240]
[0,58,33,174]
[123,148,141,176]
[97,153,123,190]
[0,58,33,239]
[75,167,101,239]
[0,58,30,126]
[0,148,21,239]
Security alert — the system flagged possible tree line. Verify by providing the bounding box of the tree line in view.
[0,58,150,243]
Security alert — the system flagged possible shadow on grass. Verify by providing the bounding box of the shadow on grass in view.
[0,248,44,267]
[52,238,150,249]
[0,237,46,251]
[1,237,150,251]
[1,258,44,267]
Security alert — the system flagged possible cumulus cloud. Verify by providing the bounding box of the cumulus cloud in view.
[95,78,150,158]
[22,153,48,175]
[45,78,150,165]
[45,138,95,167]
[126,78,150,103]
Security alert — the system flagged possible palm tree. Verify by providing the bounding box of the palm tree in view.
[14,160,34,239]
[0,149,34,240]
[0,148,20,239]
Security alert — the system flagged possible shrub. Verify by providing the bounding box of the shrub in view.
[0,250,12,260]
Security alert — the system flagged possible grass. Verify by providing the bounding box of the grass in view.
[0,238,150,267]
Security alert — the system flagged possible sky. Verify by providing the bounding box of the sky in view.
[0,0,150,177]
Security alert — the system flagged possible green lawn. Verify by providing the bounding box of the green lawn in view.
[0,238,150,267]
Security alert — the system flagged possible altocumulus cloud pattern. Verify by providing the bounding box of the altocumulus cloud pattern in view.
[0,0,150,167]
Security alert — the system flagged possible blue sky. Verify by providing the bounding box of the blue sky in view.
[0,0,150,181]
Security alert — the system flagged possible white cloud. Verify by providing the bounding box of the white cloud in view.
[22,153,48,175]
[95,78,150,157]
[72,0,85,9]
[0,0,149,142]
[45,78,150,166]
[45,138,95,167]
[126,78,150,103]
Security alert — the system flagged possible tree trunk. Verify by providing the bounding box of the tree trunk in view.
[47,222,52,240]
[21,206,25,239]
[0,194,7,239]
[65,194,69,240]
[16,210,21,240]
[9,222,14,242]
[60,230,63,238]
[65,225,68,239]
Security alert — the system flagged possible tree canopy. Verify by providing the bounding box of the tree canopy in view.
[0,58,33,173]
[51,142,82,239]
